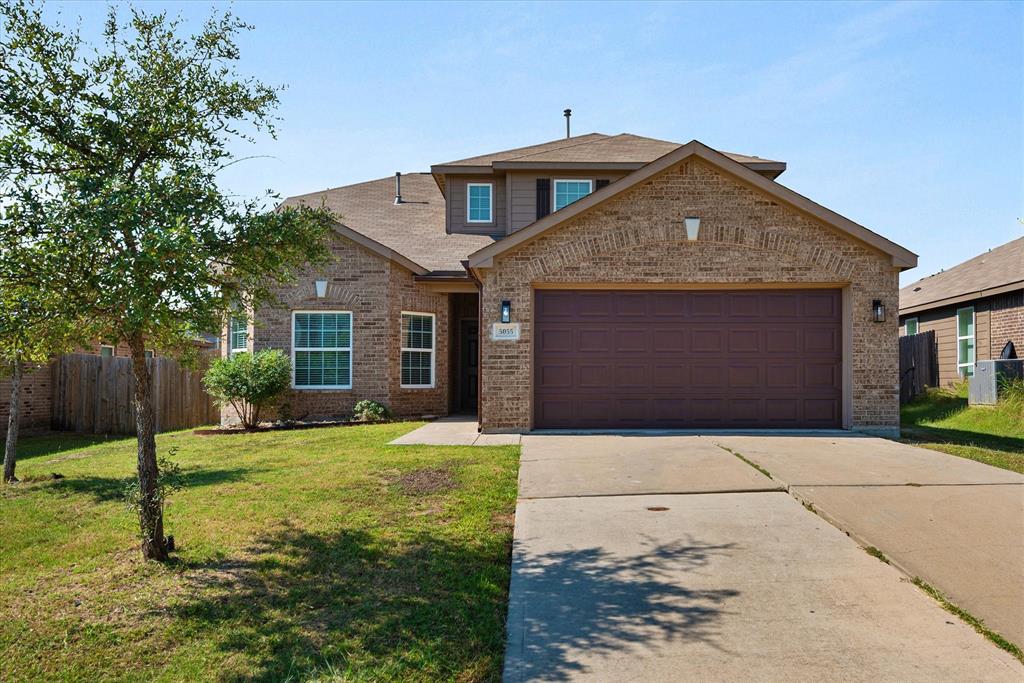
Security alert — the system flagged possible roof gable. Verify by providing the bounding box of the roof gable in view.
[466,140,917,270]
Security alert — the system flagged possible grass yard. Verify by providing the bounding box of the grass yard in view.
[0,423,520,682]
[901,384,1024,474]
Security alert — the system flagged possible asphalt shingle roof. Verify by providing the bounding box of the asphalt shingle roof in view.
[439,133,782,167]
[284,173,494,273]
[899,236,1024,311]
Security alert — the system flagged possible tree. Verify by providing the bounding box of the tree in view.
[0,2,335,560]
[203,349,292,430]
[0,200,88,483]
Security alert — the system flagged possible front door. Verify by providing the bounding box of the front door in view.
[459,319,479,413]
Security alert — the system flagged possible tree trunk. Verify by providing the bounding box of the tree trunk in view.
[129,336,168,561]
[3,360,22,483]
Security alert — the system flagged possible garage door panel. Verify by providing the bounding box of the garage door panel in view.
[578,328,611,352]
[534,289,842,429]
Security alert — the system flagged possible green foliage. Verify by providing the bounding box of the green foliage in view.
[353,399,392,423]
[203,350,291,429]
[122,451,184,541]
[0,0,337,360]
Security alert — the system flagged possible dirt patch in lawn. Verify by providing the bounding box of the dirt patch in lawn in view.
[395,466,459,495]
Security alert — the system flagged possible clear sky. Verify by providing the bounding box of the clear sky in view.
[50,0,1023,286]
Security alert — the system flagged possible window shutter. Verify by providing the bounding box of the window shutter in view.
[536,178,551,220]
[595,179,610,190]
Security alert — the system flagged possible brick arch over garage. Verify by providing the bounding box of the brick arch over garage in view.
[478,158,900,434]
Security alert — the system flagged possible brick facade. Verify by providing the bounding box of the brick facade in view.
[478,158,900,435]
[224,234,449,425]
[990,290,1024,357]
[0,364,53,438]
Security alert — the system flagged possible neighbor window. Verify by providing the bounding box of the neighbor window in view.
[145,350,155,360]
[99,345,114,358]
[229,315,248,356]
[554,179,593,211]
[401,312,434,388]
[293,311,352,389]
[904,318,918,336]
[956,307,975,378]
[467,183,493,223]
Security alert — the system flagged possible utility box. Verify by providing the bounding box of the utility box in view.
[969,360,1024,405]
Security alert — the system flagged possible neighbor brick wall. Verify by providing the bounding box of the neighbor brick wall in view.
[990,290,1024,358]
[222,233,449,425]
[0,363,53,438]
[478,157,900,435]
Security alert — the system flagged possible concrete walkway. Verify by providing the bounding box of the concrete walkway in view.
[389,415,521,446]
[505,434,1022,681]
[714,435,1024,646]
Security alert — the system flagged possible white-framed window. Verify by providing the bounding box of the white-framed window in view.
[554,179,593,211]
[229,315,248,356]
[292,311,352,389]
[956,306,975,378]
[145,350,155,360]
[99,345,115,358]
[401,312,435,388]
[467,183,493,223]
[904,318,919,336]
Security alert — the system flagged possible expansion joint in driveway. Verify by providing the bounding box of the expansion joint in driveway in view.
[519,486,786,501]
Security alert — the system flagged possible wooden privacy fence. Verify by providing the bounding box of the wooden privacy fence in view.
[51,354,218,434]
[899,330,938,405]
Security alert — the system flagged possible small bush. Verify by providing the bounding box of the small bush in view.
[203,350,291,430]
[353,399,391,423]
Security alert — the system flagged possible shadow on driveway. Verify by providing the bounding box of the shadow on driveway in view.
[507,534,739,681]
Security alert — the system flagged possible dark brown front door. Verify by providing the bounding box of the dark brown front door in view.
[534,289,842,429]
[458,319,479,412]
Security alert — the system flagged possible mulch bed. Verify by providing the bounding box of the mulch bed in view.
[193,419,366,436]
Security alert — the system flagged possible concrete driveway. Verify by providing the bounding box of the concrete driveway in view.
[505,434,1022,681]
[714,435,1024,646]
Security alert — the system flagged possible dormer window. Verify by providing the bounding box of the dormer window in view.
[554,179,593,211]
[467,183,493,223]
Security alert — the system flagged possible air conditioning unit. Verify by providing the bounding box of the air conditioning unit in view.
[968,359,1024,405]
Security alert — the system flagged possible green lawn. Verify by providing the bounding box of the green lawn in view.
[0,424,520,682]
[901,386,1024,474]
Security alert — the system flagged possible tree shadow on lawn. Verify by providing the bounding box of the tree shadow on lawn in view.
[170,526,739,682]
[30,467,260,503]
[901,425,1024,453]
[509,535,740,681]
[4,432,135,462]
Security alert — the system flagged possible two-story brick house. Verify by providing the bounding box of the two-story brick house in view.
[228,133,917,436]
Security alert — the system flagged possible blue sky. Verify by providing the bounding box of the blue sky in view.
[51,1,1022,285]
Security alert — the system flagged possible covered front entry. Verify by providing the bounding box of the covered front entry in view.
[533,288,843,429]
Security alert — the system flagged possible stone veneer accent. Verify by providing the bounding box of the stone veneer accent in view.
[478,158,900,435]
[223,234,448,425]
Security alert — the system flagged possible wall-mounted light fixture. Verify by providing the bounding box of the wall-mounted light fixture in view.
[315,280,328,298]
[872,299,886,323]
[684,216,701,241]
[500,300,512,323]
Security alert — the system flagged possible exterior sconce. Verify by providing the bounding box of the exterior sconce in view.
[500,300,512,323]
[315,280,328,298]
[872,299,886,323]
[684,216,701,241]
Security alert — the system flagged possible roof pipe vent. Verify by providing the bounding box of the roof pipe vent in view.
[394,172,403,205]
[563,108,572,138]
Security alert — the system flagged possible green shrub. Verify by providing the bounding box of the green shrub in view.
[353,399,391,423]
[203,350,291,430]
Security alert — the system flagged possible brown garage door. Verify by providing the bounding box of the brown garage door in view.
[534,289,842,429]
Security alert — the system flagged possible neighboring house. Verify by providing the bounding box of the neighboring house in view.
[899,236,1023,385]
[228,133,917,436]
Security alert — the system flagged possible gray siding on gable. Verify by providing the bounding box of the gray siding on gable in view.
[446,174,506,236]
[508,171,628,233]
